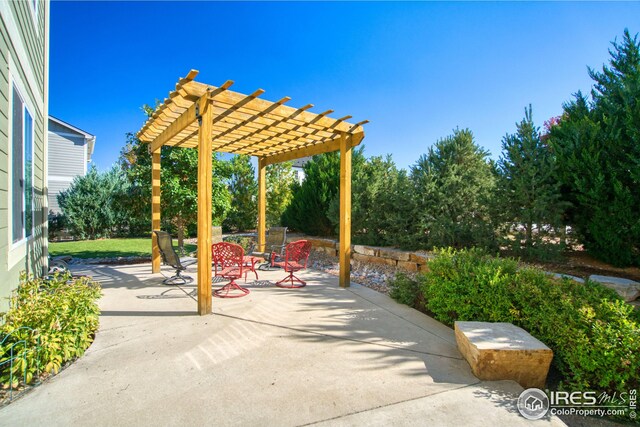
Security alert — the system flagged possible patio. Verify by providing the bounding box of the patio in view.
[0,263,565,426]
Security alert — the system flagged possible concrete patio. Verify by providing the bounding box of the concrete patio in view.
[0,263,565,426]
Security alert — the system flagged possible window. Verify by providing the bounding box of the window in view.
[12,85,34,243]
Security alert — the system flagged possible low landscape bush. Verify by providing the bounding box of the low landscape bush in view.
[0,273,101,389]
[388,248,640,398]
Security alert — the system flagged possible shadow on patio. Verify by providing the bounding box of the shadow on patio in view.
[0,262,564,426]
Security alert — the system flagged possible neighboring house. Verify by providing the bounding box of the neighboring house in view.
[47,116,95,214]
[291,156,309,184]
[0,1,50,312]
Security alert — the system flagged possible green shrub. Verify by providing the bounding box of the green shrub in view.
[223,235,256,254]
[0,273,101,388]
[388,272,423,309]
[396,248,639,400]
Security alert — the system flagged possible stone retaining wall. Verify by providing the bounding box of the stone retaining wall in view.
[287,235,433,272]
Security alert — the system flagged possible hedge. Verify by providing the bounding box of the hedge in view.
[389,248,639,398]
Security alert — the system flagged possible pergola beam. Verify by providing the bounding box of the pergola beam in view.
[181,81,357,134]
[263,130,364,166]
[150,103,198,153]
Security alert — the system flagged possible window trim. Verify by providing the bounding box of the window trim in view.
[8,74,36,251]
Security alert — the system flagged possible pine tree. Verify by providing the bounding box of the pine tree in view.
[496,105,565,258]
[410,128,496,249]
[549,29,640,266]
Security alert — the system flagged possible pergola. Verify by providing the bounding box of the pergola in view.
[137,70,367,315]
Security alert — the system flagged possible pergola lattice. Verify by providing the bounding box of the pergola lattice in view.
[137,70,367,314]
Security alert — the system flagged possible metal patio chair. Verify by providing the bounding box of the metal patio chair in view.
[271,240,312,288]
[253,226,288,270]
[153,230,197,285]
[212,242,250,298]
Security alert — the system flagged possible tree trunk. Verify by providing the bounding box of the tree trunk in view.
[525,220,533,249]
[176,217,185,251]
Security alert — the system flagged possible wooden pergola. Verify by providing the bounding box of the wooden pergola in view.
[137,70,367,315]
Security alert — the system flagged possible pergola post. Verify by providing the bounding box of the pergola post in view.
[339,133,352,288]
[257,156,267,252]
[151,150,161,273]
[196,95,213,315]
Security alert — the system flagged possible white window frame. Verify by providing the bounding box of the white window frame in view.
[8,73,36,252]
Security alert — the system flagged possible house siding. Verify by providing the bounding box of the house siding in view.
[48,132,85,177]
[47,179,70,213]
[47,120,90,214]
[0,1,49,313]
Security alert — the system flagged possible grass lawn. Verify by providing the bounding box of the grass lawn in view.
[49,238,197,259]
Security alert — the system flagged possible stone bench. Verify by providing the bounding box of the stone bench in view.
[455,322,553,389]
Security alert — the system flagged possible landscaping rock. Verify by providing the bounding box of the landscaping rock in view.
[353,245,377,257]
[377,247,411,262]
[455,321,553,389]
[589,275,640,302]
[352,253,397,267]
[409,251,434,264]
[546,272,585,283]
[321,246,337,256]
[305,237,337,248]
[397,261,418,272]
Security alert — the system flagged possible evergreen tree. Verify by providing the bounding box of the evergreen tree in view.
[282,148,364,236]
[327,154,416,248]
[496,105,566,259]
[549,29,640,266]
[281,152,340,236]
[224,155,257,232]
[58,166,130,239]
[266,162,295,227]
[411,128,496,249]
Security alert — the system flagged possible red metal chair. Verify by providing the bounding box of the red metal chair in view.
[271,240,312,288]
[211,242,250,298]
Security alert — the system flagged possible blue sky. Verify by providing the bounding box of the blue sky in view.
[50,1,640,171]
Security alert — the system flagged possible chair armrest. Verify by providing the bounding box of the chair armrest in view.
[269,244,286,254]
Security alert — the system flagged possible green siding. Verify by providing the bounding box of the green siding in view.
[0,0,49,314]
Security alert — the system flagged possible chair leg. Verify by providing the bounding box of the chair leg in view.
[163,269,193,285]
[214,278,250,298]
[275,271,306,289]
